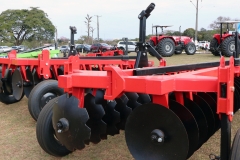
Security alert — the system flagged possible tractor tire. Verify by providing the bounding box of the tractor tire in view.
[230,128,240,160]
[148,40,155,56]
[157,38,175,57]
[175,49,183,54]
[185,42,196,55]
[210,38,220,56]
[36,97,72,157]
[222,36,236,57]
[28,80,64,121]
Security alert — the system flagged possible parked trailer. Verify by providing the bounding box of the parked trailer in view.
[36,3,240,160]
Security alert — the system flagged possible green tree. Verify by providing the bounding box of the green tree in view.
[0,7,55,45]
[183,28,195,39]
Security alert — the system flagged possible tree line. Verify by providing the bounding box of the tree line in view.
[0,7,239,48]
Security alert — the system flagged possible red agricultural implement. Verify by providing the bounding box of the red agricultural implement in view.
[0,49,145,120]
[209,21,240,57]
[0,25,140,121]
[148,25,196,57]
[36,3,240,160]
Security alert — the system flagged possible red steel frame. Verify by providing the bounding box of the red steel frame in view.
[58,56,239,121]
[0,50,143,82]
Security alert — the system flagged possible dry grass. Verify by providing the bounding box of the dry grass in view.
[0,51,239,160]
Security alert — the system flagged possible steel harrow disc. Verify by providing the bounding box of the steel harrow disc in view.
[52,94,91,151]
[84,93,107,144]
[32,69,41,85]
[93,89,120,138]
[234,78,240,112]
[193,94,216,138]
[169,92,208,148]
[50,68,57,80]
[2,69,13,95]
[24,68,34,98]
[197,92,220,131]
[57,66,64,76]
[125,92,142,110]
[12,68,24,100]
[115,94,132,130]
[169,99,199,158]
[125,103,189,160]
[125,92,152,110]
[137,93,151,104]
[183,97,208,148]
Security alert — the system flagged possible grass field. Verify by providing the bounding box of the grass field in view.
[1,51,240,160]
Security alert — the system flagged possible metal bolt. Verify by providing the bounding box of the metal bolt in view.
[46,74,48,77]
[46,63,48,66]
[158,137,163,142]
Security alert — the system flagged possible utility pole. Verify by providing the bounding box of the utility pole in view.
[95,15,101,41]
[90,27,95,44]
[55,26,58,49]
[190,0,202,43]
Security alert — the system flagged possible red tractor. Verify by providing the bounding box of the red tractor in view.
[209,21,240,57]
[148,25,196,57]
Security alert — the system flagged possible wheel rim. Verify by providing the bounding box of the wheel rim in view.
[164,42,173,53]
[40,92,57,109]
[229,41,235,52]
[188,44,195,53]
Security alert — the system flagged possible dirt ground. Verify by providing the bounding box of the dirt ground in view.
[0,52,239,160]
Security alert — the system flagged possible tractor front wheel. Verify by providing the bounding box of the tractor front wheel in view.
[157,38,175,57]
[185,42,196,55]
[210,38,220,56]
[222,36,235,57]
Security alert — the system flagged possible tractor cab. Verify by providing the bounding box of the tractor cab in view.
[151,25,172,45]
[209,21,240,57]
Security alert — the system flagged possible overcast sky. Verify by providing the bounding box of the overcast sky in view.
[1,0,240,40]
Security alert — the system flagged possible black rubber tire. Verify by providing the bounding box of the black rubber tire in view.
[222,36,235,57]
[0,92,24,104]
[28,80,64,121]
[230,128,240,160]
[148,40,155,56]
[175,49,183,54]
[36,97,72,157]
[210,38,220,56]
[185,42,196,55]
[157,38,175,57]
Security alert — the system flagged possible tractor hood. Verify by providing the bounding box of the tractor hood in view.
[172,36,191,41]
